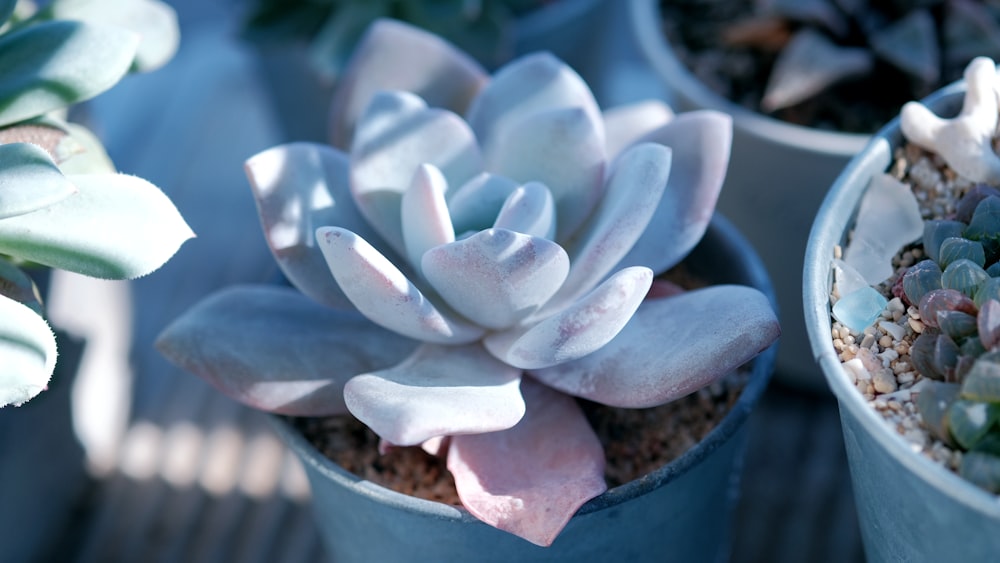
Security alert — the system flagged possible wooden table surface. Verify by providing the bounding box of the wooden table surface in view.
[0,1,866,561]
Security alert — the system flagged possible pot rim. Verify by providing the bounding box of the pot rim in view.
[271,212,779,523]
[804,77,1000,516]
[629,0,869,156]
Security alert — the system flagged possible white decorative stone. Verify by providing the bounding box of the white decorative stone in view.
[843,173,924,285]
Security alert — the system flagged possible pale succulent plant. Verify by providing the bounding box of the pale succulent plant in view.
[241,0,548,79]
[156,19,780,546]
[0,0,191,408]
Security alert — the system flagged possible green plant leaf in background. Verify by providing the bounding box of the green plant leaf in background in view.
[46,0,180,72]
[0,142,77,219]
[0,173,194,279]
[0,0,16,27]
[0,19,138,127]
[0,292,56,408]
[0,258,42,315]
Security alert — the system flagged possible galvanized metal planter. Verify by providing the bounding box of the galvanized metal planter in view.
[272,215,779,563]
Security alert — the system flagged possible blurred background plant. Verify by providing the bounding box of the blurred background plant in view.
[0,0,189,409]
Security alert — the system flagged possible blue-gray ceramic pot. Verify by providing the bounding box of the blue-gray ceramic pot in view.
[631,0,869,393]
[271,214,778,563]
[805,76,1000,561]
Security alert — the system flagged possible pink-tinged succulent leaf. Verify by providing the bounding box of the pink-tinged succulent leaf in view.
[466,52,604,159]
[484,266,653,369]
[316,226,485,344]
[485,107,606,241]
[616,110,733,275]
[0,143,78,220]
[602,100,675,159]
[0,173,193,280]
[402,164,454,272]
[422,229,570,330]
[351,91,483,255]
[329,18,489,149]
[448,172,519,235]
[0,293,57,408]
[344,343,524,446]
[245,142,393,310]
[530,285,780,408]
[547,143,672,311]
[978,300,1000,350]
[492,182,556,240]
[155,285,418,416]
[447,377,606,547]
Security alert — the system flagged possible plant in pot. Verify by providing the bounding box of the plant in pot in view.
[240,0,608,142]
[0,0,187,560]
[631,0,1000,391]
[805,56,1000,561]
[155,18,781,560]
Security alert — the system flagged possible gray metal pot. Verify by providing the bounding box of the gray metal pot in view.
[630,0,869,393]
[804,79,1000,561]
[271,214,779,563]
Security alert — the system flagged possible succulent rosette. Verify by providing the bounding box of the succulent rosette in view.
[157,19,780,546]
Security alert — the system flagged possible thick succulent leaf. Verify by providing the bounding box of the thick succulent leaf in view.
[960,451,1000,493]
[0,293,57,408]
[351,91,483,255]
[0,20,138,127]
[156,285,417,416]
[448,376,606,547]
[0,142,78,219]
[549,143,672,310]
[530,285,780,407]
[492,182,555,240]
[447,172,519,235]
[329,18,489,149]
[246,142,391,309]
[465,52,604,162]
[602,100,674,159]
[484,266,653,370]
[947,398,999,450]
[49,0,180,72]
[0,117,116,174]
[485,107,606,241]
[402,164,454,272]
[616,110,733,274]
[422,229,569,330]
[344,343,524,446]
[0,173,193,279]
[316,226,485,344]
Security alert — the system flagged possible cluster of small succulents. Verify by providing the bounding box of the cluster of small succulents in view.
[898,188,1000,492]
[241,0,547,78]
[834,56,1000,493]
[157,19,780,546]
[661,0,1000,132]
[0,0,191,408]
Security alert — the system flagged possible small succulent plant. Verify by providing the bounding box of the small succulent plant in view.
[156,19,780,546]
[834,57,1000,492]
[241,0,549,79]
[662,0,1000,133]
[0,0,191,408]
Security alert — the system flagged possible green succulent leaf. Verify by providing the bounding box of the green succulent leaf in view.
[915,380,961,443]
[47,0,180,73]
[961,359,1000,402]
[947,398,1000,450]
[0,142,77,219]
[0,292,57,408]
[959,451,1000,493]
[0,19,139,127]
[0,173,193,279]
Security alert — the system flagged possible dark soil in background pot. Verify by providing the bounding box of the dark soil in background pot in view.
[659,0,1000,134]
